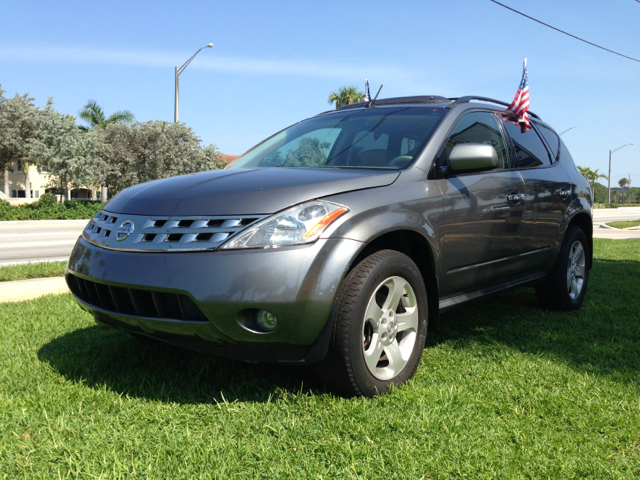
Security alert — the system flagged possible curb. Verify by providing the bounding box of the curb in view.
[0,276,68,303]
[0,258,69,267]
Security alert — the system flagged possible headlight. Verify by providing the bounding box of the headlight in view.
[221,201,348,249]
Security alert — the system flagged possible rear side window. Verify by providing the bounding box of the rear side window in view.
[439,112,510,170]
[502,120,552,168]
[535,123,560,161]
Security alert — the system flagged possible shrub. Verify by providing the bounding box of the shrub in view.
[0,199,102,221]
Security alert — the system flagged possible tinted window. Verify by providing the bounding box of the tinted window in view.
[439,112,509,170]
[261,128,341,167]
[229,108,447,170]
[535,123,560,162]
[502,120,552,168]
[559,138,577,168]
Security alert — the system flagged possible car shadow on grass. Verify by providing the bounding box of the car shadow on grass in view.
[429,257,640,384]
[37,257,639,403]
[37,326,327,404]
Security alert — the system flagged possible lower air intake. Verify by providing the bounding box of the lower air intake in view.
[67,273,208,322]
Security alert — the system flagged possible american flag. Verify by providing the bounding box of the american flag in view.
[502,60,531,133]
[364,79,371,102]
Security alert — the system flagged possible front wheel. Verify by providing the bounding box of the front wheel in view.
[536,226,589,310]
[316,250,428,397]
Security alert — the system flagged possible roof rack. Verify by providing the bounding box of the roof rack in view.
[337,95,450,110]
[447,96,540,119]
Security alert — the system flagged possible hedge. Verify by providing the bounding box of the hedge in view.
[0,193,102,220]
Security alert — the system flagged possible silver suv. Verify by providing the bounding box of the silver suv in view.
[67,95,592,397]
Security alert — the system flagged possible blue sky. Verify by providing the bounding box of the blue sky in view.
[1,0,639,185]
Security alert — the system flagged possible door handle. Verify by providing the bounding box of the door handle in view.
[506,192,525,203]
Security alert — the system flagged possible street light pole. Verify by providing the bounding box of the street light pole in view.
[608,143,633,203]
[174,43,213,123]
[559,126,577,136]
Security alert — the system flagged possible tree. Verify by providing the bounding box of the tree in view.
[577,166,607,203]
[94,121,225,196]
[79,100,135,130]
[31,101,104,197]
[79,100,135,200]
[328,86,365,109]
[618,177,631,204]
[0,86,46,198]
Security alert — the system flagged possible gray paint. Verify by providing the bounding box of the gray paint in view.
[103,167,400,216]
[67,100,593,363]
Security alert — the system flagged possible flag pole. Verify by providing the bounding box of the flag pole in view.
[524,58,527,68]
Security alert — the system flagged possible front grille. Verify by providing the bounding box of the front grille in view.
[84,212,117,238]
[67,273,208,322]
[82,212,266,252]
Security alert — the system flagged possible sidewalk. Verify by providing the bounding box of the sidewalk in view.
[0,277,69,303]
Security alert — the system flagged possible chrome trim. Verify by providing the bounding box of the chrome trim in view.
[82,211,267,252]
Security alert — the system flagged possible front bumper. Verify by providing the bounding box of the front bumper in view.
[66,236,363,363]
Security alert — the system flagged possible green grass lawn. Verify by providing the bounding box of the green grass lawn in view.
[607,219,640,229]
[0,261,67,282]
[1,239,639,478]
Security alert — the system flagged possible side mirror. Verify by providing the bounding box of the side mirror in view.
[449,144,498,171]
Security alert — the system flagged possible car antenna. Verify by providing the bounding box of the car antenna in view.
[367,85,384,108]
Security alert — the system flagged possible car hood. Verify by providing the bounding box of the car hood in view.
[103,167,400,216]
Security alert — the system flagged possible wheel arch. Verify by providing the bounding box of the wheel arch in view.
[347,229,440,331]
[566,211,593,269]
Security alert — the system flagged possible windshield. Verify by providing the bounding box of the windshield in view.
[228,107,447,170]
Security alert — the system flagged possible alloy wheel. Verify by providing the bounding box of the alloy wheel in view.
[567,240,586,300]
[362,276,419,380]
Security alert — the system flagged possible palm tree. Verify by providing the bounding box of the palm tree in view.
[328,86,365,109]
[79,100,135,130]
[78,100,135,201]
[577,166,607,202]
[618,177,631,204]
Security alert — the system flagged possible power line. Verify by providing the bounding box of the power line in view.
[489,0,640,63]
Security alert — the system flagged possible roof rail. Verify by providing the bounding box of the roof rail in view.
[447,96,540,119]
[337,95,450,110]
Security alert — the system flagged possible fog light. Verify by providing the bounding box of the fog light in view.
[255,310,278,332]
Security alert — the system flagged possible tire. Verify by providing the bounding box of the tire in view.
[316,250,428,397]
[536,226,589,311]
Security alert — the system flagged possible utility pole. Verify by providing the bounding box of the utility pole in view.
[608,149,612,203]
[608,143,633,203]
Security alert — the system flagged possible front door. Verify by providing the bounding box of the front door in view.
[435,111,527,297]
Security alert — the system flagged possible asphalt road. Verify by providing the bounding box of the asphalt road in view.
[592,206,640,240]
[0,220,86,266]
[1,207,638,266]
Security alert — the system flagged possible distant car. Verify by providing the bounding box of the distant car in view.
[66,95,592,397]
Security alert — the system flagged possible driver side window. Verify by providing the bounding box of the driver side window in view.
[439,112,509,171]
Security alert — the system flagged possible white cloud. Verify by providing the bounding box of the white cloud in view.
[0,44,394,80]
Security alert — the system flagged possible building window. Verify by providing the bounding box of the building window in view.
[11,190,17,198]
[35,190,39,199]
[17,190,26,198]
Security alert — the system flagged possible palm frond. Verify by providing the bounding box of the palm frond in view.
[79,100,105,128]
[106,110,135,125]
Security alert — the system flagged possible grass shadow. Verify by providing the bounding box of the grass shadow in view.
[37,326,325,404]
[38,253,640,403]
[430,257,640,383]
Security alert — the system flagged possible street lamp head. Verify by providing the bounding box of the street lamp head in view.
[206,43,214,48]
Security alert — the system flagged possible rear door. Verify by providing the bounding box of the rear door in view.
[501,119,572,265]
[435,111,528,297]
